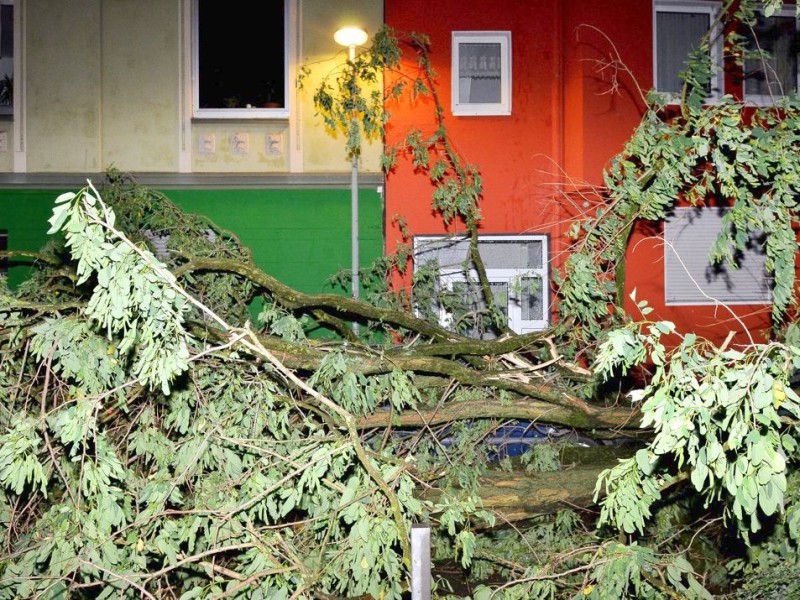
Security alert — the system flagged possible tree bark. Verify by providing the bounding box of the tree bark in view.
[425,447,634,522]
[357,398,639,431]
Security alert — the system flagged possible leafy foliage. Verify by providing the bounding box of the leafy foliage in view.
[2,1,800,597]
[0,187,430,599]
[560,4,800,345]
[595,311,800,539]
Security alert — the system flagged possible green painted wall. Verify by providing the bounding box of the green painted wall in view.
[165,188,383,295]
[0,188,384,296]
[0,189,58,288]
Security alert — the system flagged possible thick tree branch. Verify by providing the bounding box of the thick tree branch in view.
[174,257,465,342]
[0,250,64,266]
[188,319,633,429]
[357,396,639,431]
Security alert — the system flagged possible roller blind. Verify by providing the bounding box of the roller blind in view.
[664,208,772,305]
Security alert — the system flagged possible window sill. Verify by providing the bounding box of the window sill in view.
[742,95,793,107]
[193,108,290,120]
[452,106,511,116]
[655,90,724,106]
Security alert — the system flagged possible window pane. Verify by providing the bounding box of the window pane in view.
[520,276,543,321]
[415,238,470,271]
[413,235,549,335]
[656,11,710,94]
[416,238,545,271]
[476,240,543,269]
[458,42,501,104]
[198,1,285,109]
[0,3,12,111]
[745,15,797,98]
[451,280,508,339]
[0,4,12,58]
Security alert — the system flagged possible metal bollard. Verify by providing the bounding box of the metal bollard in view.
[411,524,431,600]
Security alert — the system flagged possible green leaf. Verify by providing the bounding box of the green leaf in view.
[691,457,708,491]
[758,480,779,516]
[635,449,657,476]
[47,201,72,234]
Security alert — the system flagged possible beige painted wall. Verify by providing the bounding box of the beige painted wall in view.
[13,0,383,174]
[0,121,13,171]
[26,0,102,172]
[101,0,181,172]
[298,0,383,173]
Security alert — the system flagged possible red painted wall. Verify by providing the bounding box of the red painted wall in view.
[384,0,772,345]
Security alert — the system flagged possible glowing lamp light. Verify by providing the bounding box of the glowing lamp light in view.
[334,27,368,48]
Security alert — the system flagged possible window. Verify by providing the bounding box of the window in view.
[193,1,289,119]
[653,1,723,101]
[451,31,511,116]
[414,235,549,338]
[743,9,798,103]
[0,0,12,117]
[664,208,772,305]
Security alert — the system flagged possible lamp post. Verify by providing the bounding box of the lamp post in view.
[334,27,368,333]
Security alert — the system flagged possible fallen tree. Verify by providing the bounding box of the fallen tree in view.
[0,2,799,597]
[0,180,638,600]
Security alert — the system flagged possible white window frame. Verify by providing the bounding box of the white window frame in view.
[664,207,772,306]
[652,0,724,103]
[451,31,511,116]
[191,0,292,120]
[413,234,549,334]
[743,6,799,106]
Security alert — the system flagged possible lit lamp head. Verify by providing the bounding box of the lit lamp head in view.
[334,27,368,60]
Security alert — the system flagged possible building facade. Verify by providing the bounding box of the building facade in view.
[385,0,786,343]
[2,0,789,344]
[0,0,385,296]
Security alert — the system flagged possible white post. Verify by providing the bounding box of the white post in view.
[351,152,359,303]
[411,524,431,600]
[334,30,368,334]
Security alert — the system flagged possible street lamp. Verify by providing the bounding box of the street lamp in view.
[334,26,368,326]
[334,27,369,61]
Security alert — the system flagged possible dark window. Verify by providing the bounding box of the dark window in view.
[744,13,798,100]
[0,4,12,58]
[0,2,12,111]
[197,1,285,110]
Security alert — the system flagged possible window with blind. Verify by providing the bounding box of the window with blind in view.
[653,1,722,101]
[664,208,772,305]
[744,9,798,103]
[413,234,549,338]
[451,31,511,116]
